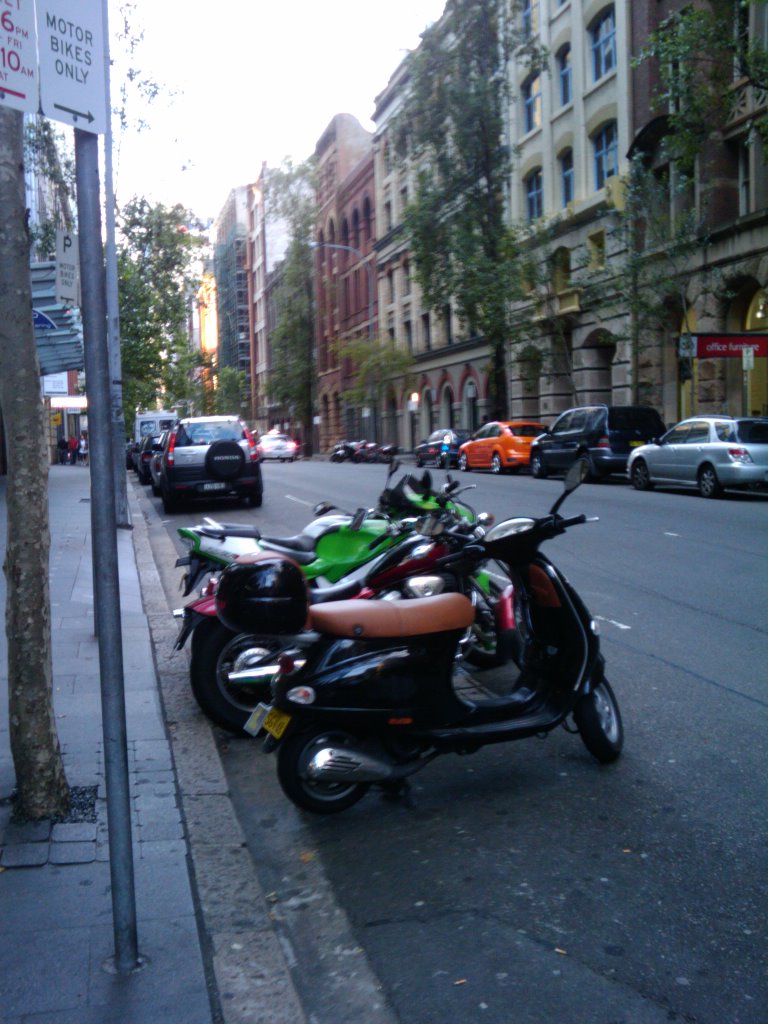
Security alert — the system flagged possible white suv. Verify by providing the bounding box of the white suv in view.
[158,415,263,513]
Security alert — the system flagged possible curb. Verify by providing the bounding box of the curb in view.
[128,482,308,1024]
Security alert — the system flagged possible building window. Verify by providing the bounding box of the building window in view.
[422,312,431,351]
[587,230,606,270]
[557,45,572,106]
[525,169,544,222]
[403,259,411,295]
[560,149,574,206]
[591,7,616,82]
[593,122,618,189]
[738,142,750,215]
[444,303,453,345]
[522,0,539,39]
[384,201,392,232]
[404,319,413,353]
[523,73,542,133]
[387,270,395,304]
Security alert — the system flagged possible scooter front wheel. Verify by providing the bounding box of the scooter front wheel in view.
[190,619,284,734]
[277,728,370,814]
[573,679,623,763]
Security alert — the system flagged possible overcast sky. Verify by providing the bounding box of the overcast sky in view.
[109,0,446,224]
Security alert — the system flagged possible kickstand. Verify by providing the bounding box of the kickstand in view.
[378,779,414,807]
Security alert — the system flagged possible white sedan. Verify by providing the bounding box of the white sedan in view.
[257,433,299,462]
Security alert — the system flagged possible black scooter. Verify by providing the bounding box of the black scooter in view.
[238,460,623,814]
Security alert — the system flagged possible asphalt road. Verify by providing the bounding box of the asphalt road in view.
[147,460,768,1024]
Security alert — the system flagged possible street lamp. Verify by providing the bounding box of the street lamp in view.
[309,240,374,340]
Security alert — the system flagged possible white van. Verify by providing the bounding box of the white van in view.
[134,411,177,444]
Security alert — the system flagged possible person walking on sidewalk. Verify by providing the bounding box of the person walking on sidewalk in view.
[57,436,68,464]
[78,432,89,467]
[67,434,78,465]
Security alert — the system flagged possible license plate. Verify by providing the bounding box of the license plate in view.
[243,702,291,738]
[629,440,644,447]
[201,481,226,492]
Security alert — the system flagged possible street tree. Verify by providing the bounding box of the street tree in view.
[638,0,768,172]
[263,160,317,453]
[399,0,542,420]
[0,108,69,819]
[339,335,414,435]
[214,366,249,416]
[117,199,204,425]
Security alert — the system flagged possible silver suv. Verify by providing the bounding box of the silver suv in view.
[158,415,263,514]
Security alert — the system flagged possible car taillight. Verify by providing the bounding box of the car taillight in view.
[596,436,611,449]
[166,430,177,465]
[244,426,259,462]
[727,446,752,464]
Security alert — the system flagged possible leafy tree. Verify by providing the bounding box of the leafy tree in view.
[339,335,414,425]
[263,160,317,453]
[638,1,768,171]
[0,108,69,819]
[399,0,542,420]
[117,199,204,424]
[23,118,75,259]
[214,366,249,416]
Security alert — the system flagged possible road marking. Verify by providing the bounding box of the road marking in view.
[285,494,316,508]
[664,531,680,537]
[594,615,632,631]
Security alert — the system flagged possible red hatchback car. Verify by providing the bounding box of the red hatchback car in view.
[458,420,546,474]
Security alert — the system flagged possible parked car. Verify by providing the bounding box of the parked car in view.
[529,405,666,481]
[415,429,470,469]
[257,432,299,462]
[627,415,768,497]
[458,421,545,474]
[136,433,163,485]
[157,415,263,514]
[149,431,169,496]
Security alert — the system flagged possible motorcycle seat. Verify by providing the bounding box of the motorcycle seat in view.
[199,523,262,540]
[309,579,361,604]
[260,533,316,553]
[257,541,317,566]
[309,593,473,639]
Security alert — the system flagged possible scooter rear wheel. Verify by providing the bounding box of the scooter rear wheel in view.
[573,679,623,763]
[277,728,370,814]
[190,619,283,734]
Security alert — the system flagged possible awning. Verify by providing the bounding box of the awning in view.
[31,262,84,374]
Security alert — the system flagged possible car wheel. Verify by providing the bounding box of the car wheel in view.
[697,464,724,499]
[584,454,604,483]
[459,453,470,472]
[530,451,547,478]
[161,483,179,514]
[251,489,263,508]
[630,459,654,491]
[490,453,503,474]
[437,455,446,470]
[415,454,423,467]
[205,440,245,480]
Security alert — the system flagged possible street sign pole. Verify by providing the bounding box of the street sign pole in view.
[74,127,140,975]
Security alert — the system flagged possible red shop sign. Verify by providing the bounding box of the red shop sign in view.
[692,334,768,359]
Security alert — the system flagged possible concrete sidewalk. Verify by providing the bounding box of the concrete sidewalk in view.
[0,466,305,1024]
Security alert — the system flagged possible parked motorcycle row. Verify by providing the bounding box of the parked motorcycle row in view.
[330,439,399,463]
[171,459,624,815]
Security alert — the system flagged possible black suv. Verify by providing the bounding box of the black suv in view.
[158,415,263,513]
[530,405,666,481]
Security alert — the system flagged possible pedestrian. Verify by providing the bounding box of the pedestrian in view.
[78,432,89,467]
[67,435,78,465]
[57,436,68,465]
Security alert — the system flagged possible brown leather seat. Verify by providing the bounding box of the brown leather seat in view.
[308,593,474,639]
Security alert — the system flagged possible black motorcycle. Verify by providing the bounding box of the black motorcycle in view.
[220,460,624,815]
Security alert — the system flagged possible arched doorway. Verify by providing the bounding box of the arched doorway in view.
[440,385,454,428]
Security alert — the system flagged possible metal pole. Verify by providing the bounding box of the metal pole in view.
[74,128,139,974]
[102,0,130,529]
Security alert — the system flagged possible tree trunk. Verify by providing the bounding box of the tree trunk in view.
[0,108,70,819]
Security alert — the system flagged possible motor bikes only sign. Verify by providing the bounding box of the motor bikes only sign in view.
[36,0,106,133]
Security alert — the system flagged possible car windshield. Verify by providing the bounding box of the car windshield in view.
[176,422,243,446]
[736,419,768,443]
[609,407,665,433]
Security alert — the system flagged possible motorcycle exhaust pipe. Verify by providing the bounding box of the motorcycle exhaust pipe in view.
[306,745,423,784]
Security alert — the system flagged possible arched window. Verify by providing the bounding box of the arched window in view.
[352,209,360,250]
[591,7,616,82]
[593,122,618,189]
[362,196,372,241]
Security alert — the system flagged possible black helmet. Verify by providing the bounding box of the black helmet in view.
[215,555,308,634]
